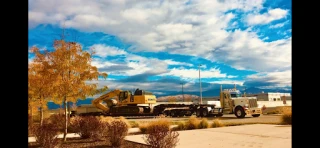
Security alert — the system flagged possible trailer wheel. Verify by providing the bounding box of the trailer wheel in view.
[235,107,245,118]
[216,114,223,117]
[170,110,177,117]
[179,111,185,117]
[202,109,208,117]
[196,110,201,117]
[252,114,260,117]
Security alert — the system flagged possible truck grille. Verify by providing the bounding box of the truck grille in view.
[249,99,258,108]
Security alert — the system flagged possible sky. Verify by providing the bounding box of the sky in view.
[28,0,291,96]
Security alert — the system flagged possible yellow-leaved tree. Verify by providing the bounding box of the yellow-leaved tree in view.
[28,47,55,126]
[48,40,107,141]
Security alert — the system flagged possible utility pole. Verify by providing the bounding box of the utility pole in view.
[198,64,202,104]
[181,82,184,102]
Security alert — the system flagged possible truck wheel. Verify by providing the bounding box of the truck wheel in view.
[216,114,223,117]
[170,111,177,117]
[202,109,208,117]
[196,110,201,117]
[179,111,185,117]
[252,114,260,117]
[235,107,245,118]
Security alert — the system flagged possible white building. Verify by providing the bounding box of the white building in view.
[246,92,291,101]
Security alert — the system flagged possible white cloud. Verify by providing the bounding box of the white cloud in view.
[161,68,227,78]
[163,59,193,67]
[209,80,244,85]
[271,23,284,28]
[245,70,291,88]
[246,8,288,25]
[90,44,127,57]
[29,0,291,88]
[227,75,238,78]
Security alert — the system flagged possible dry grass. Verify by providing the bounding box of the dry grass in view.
[199,118,209,129]
[185,116,201,130]
[129,121,140,128]
[98,116,115,123]
[139,123,149,134]
[211,119,224,128]
[173,121,186,131]
[280,107,292,125]
[119,116,132,128]
[139,118,171,134]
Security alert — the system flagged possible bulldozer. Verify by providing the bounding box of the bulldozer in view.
[91,88,157,116]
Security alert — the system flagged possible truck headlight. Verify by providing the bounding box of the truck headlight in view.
[244,104,249,107]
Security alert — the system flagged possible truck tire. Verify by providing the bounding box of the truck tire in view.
[196,110,201,117]
[235,107,245,118]
[252,114,260,117]
[170,110,177,117]
[202,109,208,117]
[216,114,223,117]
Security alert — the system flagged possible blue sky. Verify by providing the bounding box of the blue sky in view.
[28,0,291,96]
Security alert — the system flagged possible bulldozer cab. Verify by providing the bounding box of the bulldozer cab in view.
[119,91,130,102]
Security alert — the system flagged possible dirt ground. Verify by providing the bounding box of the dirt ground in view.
[28,138,150,148]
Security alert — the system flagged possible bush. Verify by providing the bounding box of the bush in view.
[174,122,186,131]
[70,116,105,139]
[139,123,149,134]
[119,116,131,128]
[129,121,140,128]
[211,119,224,128]
[105,119,129,148]
[199,118,209,129]
[98,116,115,123]
[31,119,60,148]
[144,120,179,148]
[280,107,292,125]
[28,115,33,136]
[185,116,200,130]
[48,114,65,132]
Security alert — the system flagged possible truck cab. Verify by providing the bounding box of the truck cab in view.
[221,88,262,118]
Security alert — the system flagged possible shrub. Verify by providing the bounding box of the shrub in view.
[139,123,149,134]
[129,121,140,128]
[211,119,224,128]
[48,114,65,132]
[105,119,129,148]
[185,116,200,130]
[70,116,105,139]
[28,115,33,136]
[31,119,60,148]
[280,107,292,125]
[144,120,179,148]
[174,121,186,131]
[199,118,209,129]
[119,116,131,128]
[98,116,115,123]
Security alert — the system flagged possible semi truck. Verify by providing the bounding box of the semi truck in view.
[71,86,262,118]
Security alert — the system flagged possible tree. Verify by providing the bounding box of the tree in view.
[48,40,107,141]
[28,48,55,126]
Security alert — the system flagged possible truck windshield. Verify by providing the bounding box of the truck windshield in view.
[230,94,241,98]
